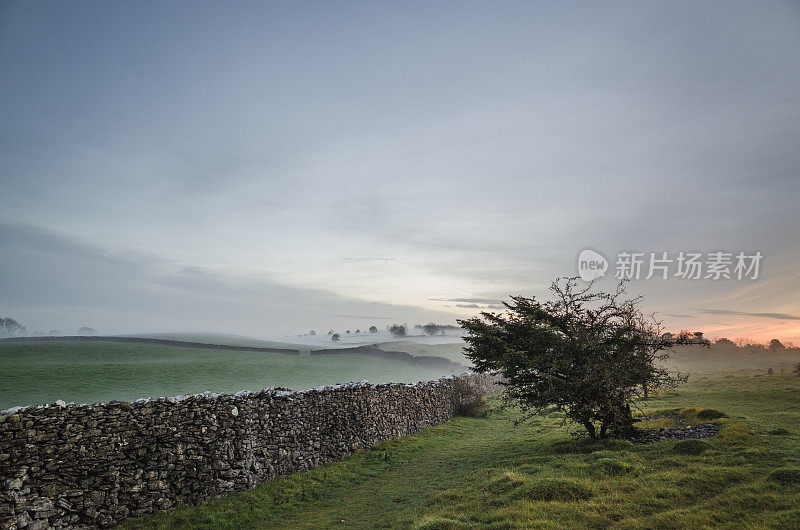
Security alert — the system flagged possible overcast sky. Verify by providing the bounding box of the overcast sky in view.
[1,1,799,341]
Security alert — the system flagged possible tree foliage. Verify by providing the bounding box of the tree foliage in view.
[388,324,407,337]
[0,317,26,338]
[459,278,702,439]
[768,339,786,352]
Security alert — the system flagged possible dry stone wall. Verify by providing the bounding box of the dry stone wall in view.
[0,374,498,529]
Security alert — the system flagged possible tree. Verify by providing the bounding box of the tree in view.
[77,327,96,334]
[369,326,378,333]
[388,324,407,337]
[459,278,700,439]
[0,317,26,338]
[308,330,316,336]
[768,339,786,352]
[422,323,441,336]
[715,337,736,347]
[331,333,340,342]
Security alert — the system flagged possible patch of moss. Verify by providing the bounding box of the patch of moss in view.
[719,422,754,443]
[697,409,728,421]
[678,407,702,418]
[674,439,710,455]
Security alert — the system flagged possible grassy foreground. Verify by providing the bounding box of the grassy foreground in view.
[127,371,800,529]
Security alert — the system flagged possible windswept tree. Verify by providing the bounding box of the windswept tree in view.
[369,326,378,333]
[459,278,703,439]
[331,333,340,342]
[0,317,26,338]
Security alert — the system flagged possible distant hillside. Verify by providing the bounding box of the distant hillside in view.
[0,335,301,355]
[0,338,467,409]
[127,332,314,352]
[376,340,470,365]
[310,344,466,372]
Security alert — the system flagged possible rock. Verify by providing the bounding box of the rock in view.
[5,478,24,490]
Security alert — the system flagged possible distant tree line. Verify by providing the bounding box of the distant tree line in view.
[0,317,100,338]
[703,335,799,352]
[414,323,461,336]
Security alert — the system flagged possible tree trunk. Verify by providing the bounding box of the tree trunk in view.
[643,384,649,399]
[583,421,597,439]
[600,422,608,438]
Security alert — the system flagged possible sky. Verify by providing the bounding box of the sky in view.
[1,1,799,341]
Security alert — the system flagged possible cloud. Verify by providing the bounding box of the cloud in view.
[0,223,456,336]
[332,314,400,320]
[455,303,481,308]
[700,309,800,321]
[339,257,396,263]
[431,298,501,304]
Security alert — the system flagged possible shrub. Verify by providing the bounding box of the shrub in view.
[768,469,800,485]
[451,377,488,417]
[674,439,710,455]
[697,409,728,421]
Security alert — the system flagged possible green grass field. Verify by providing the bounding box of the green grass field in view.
[126,365,800,529]
[0,340,463,409]
[376,341,470,365]
[128,333,319,353]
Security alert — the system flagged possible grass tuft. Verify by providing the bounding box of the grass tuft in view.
[697,409,728,420]
[674,439,710,455]
[514,478,594,502]
[589,457,634,476]
[718,422,755,444]
[412,515,470,529]
[768,468,800,485]
[485,470,528,493]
